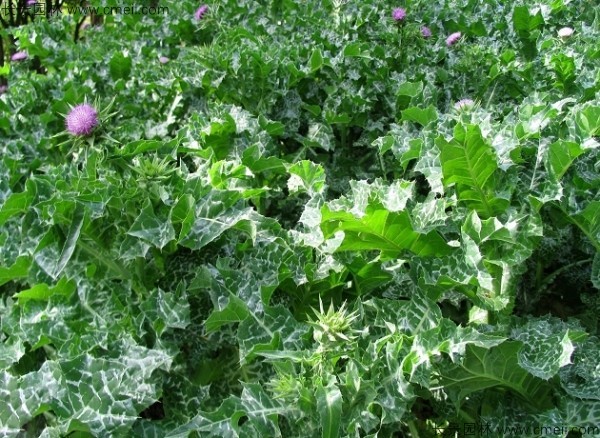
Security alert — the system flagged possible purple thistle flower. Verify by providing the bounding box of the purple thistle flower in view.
[11,51,28,62]
[26,0,36,5]
[194,4,208,20]
[159,56,170,64]
[446,32,462,47]
[454,98,474,110]
[0,85,7,95]
[392,7,406,22]
[421,26,432,38]
[65,104,99,136]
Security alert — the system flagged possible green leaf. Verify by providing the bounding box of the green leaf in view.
[52,341,172,436]
[237,305,307,363]
[397,81,423,98]
[0,361,61,436]
[511,317,581,380]
[321,202,454,258]
[288,160,326,195]
[0,189,34,227]
[117,140,171,157]
[128,200,176,249]
[49,205,85,279]
[166,384,285,438]
[438,123,509,217]
[547,140,585,180]
[205,293,250,333]
[512,6,544,33]
[343,42,371,59]
[0,256,31,287]
[109,52,132,80]
[401,106,438,127]
[14,277,76,302]
[309,49,324,72]
[242,145,287,173]
[414,146,444,194]
[560,337,600,400]
[574,105,600,138]
[439,342,554,410]
[140,287,191,337]
[316,379,342,438]
[364,296,442,334]
[0,337,26,368]
[258,115,285,136]
[592,252,600,290]
[571,201,600,248]
[177,191,258,250]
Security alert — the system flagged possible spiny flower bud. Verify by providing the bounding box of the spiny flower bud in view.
[421,26,432,38]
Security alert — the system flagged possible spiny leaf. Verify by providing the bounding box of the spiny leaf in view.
[438,123,509,217]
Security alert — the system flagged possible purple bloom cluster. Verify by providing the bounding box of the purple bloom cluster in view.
[194,4,208,20]
[159,56,170,64]
[421,26,432,38]
[65,104,99,136]
[0,85,7,95]
[446,32,462,46]
[392,7,406,22]
[11,51,28,62]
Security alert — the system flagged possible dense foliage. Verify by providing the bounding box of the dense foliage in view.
[1,0,599,436]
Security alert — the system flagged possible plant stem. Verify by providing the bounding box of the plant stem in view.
[78,239,131,280]
[539,258,593,293]
[340,124,347,149]
[379,152,388,180]
[407,420,421,438]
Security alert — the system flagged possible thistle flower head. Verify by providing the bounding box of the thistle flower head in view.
[0,85,7,95]
[421,26,432,38]
[392,7,406,22]
[454,98,474,110]
[159,56,170,64]
[446,31,462,47]
[557,27,574,38]
[11,51,28,62]
[26,0,36,5]
[65,104,99,136]
[194,4,208,20]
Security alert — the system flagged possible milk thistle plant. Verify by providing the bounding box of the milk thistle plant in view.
[1,0,599,437]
